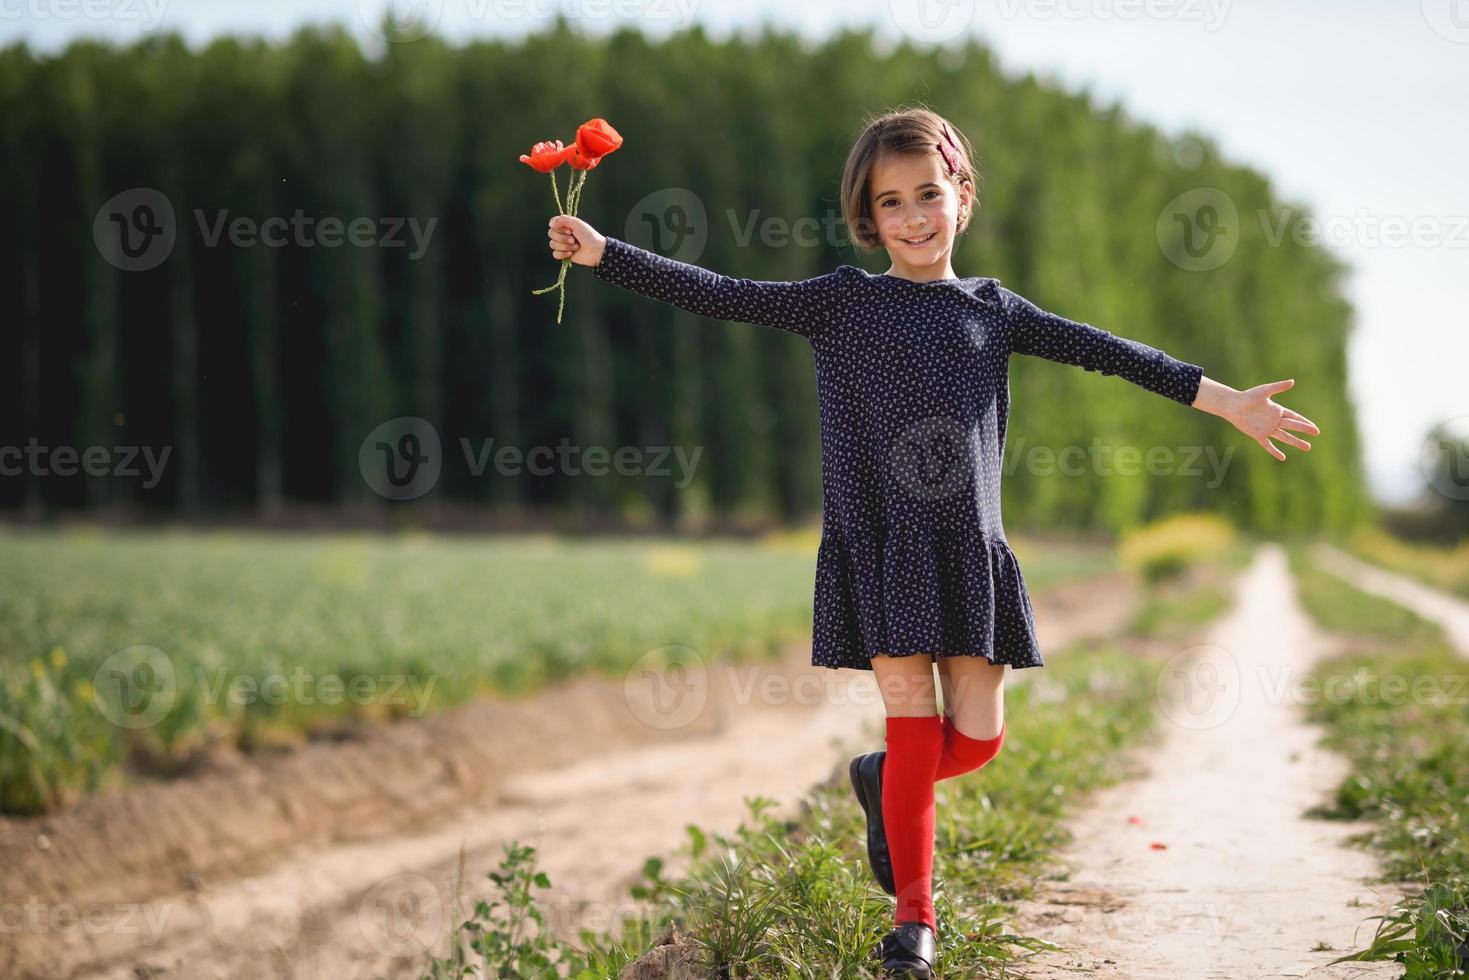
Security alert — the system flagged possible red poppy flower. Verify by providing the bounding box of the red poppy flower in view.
[520,139,573,173]
[575,118,623,161]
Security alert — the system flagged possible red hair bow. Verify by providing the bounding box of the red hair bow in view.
[937,122,962,175]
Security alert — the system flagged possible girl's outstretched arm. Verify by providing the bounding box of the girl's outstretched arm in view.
[999,286,1319,459]
[548,214,847,340]
[1000,285,1204,407]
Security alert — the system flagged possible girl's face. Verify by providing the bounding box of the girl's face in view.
[867,151,973,280]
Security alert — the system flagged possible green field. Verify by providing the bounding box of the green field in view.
[0,525,1112,815]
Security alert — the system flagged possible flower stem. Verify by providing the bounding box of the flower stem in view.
[532,168,591,324]
[568,169,588,215]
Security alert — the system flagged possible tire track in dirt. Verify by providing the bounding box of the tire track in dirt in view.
[1312,542,1469,657]
[1005,543,1412,979]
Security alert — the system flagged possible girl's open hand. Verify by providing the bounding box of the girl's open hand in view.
[548,214,606,268]
[1227,379,1319,461]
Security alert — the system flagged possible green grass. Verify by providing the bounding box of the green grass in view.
[1005,534,1118,586]
[1286,544,1469,978]
[418,541,1240,978]
[1125,534,1255,639]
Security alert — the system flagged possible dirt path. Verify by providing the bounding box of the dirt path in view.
[1312,542,1469,657]
[1006,543,1411,979]
[19,569,1138,980]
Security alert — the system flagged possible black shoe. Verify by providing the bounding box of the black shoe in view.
[849,750,895,895]
[872,921,936,978]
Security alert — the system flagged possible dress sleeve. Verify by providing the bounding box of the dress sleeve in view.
[1001,286,1204,407]
[591,235,843,340]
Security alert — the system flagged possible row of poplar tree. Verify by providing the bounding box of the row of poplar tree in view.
[0,16,1371,534]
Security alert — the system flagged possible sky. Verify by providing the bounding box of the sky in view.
[4,0,1464,507]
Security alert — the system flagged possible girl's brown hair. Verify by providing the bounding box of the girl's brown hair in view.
[840,105,981,254]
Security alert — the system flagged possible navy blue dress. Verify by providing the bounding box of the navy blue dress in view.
[591,236,1204,672]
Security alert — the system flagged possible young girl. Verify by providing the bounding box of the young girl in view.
[546,106,1317,978]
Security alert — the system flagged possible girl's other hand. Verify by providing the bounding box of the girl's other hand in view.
[1226,378,1320,461]
[548,215,606,268]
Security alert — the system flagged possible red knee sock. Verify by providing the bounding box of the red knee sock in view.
[934,716,1005,782]
[882,715,943,930]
